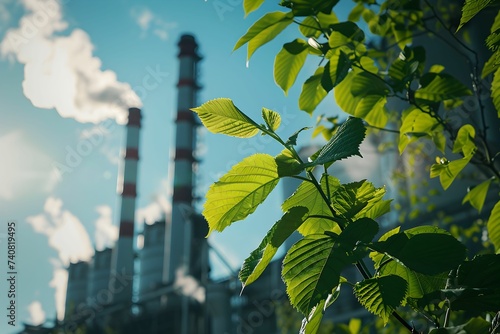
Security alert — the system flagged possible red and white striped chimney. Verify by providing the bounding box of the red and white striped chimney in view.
[164,34,201,283]
[110,107,141,303]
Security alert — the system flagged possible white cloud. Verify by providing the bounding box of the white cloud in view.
[94,205,118,251]
[0,0,141,124]
[131,7,177,41]
[0,130,61,200]
[27,301,46,325]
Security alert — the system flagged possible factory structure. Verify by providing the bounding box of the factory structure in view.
[19,10,499,333]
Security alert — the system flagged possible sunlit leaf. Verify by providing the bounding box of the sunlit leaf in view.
[204,154,280,234]
[354,275,408,324]
[234,11,294,61]
[274,39,309,95]
[283,218,378,315]
[331,180,391,221]
[430,153,474,190]
[398,107,442,154]
[299,67,328,114]
[328,21,365,49]
[243,0,265,16]
[240,206,308,287]
[299,12,338,38]
[262,107,281,131]
[380,260,447,299]
[457,0,495,31]
[321,50,350,92]
[488,201,500,252]
[335,71,389,127]
[282,175,341,235]
[275,149,303,177]
[192,98,259,138]
[492,67,500,117]
[452,124,476,156]
[415,73,472,102]
[462,178,493,213]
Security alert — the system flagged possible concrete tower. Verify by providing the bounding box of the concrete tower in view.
[164,34,201,283]
[110,107,142,304]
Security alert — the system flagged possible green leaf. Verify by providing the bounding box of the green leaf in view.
[328,21,365,49]
[457,0,495,31]
[280,0,339,16]
[389,46,426,92]
[430,153,474,190]
[234,11,294,61]
[331,180,391,221]
[300,299,326,334]
[321,50,350,92]
[370,232,466,275]
[488,201,500,252]
[457,254,500,289]
[452,124,476,156]
[299,12,338,38]
[398,107,442,154]
[354,275,408,324]
[283,218,378,315]
[299,67,328,114]
[351,72,389,97]
[415,73,472,102]
[492,67,500,117]
[274,39,309,95]
[482,50,500,78]
[203,154,280,234]
[335,71,389,128]
[261,107,281,131]
[462,178,492,213]
[286,126,311,146]
[429,317,491,334]
[441,288,500,312]
[243,0,265,16]
[192,98,260,138]
[308,117,366,166]
[300,287,341,334]
[240,206,308,287]
[282,175,341,235]
[275,149,304,177]
[380,261,447,299]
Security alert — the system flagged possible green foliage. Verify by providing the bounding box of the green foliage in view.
[192,98,259,138]
[457,0,496,31]
[203,153,280,234]
[234,11,294,62]
[274,39,309,95]
[195,0,500,332]
[354,275,408,324]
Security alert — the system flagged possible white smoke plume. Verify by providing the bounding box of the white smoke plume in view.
[174,266,205,303]
[26,196,94,320]
[0,0,141,124]
[27,301,46,325]
[94,205,118,251]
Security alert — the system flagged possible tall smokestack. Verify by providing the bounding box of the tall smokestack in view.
[164,34,201,283]
[110,107,141,304]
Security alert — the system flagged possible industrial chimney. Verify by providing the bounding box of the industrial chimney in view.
[110,107,141,304]
[164,34,201,283]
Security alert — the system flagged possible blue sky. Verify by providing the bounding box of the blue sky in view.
[0,0,355,332]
